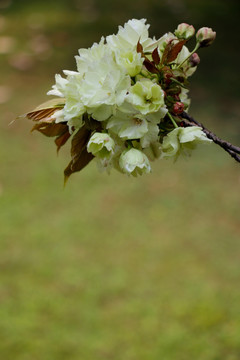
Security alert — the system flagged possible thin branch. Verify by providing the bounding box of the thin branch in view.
[180,111,240,163]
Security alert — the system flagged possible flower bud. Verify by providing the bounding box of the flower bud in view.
[119,148,151,176]
[174,23,195,40]
[173,102,185,115]
[196,27,216,47]
[87,132,115,158]
[189,53,200,67]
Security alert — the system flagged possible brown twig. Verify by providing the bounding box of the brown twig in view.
[180,111,240,163]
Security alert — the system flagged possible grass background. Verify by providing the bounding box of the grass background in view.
[0,0,240,359]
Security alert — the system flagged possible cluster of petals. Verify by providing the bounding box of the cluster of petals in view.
[47,19,212,176]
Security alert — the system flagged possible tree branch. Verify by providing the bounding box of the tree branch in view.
[180,111,240,163]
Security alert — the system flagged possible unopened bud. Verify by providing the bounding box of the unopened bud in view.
[164,71,173,85]
[189,53,200,67]
[173,102,185,115]
[196,27,216,47]
[175,23,195,40]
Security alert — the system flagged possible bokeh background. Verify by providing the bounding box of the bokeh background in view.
[0,0,240,359]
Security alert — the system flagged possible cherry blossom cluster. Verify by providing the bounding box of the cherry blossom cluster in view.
[27,19,216,178]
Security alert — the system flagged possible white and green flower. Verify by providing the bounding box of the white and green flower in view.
[119,148,151,176]
[127,78,166,115]
[47,74,68,98]
[107,111,148,140]
[140,122,160,148]
[107,19,150,52]
[75,37,109,75]
[114,50,143,77]
[87,132,115,158]
[161,126,212,158]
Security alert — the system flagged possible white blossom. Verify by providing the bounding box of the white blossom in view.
[161,126,212,159]
[119,148,151,176]
[87,132,115,158]
[127,78,166,115]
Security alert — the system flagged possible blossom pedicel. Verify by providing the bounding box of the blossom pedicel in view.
[25,19,215,181]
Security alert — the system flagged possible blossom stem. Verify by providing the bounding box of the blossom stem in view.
[180,111,240,163]
[170,77,188,89]
[177,43,200,69]
[168,112,178,128]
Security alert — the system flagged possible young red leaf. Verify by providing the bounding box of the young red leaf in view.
[55,130,71,153]
[26,98,65,122]
[27,108,59,122]
[152,47,160,65]
[136,41,143,54]
[161,41,173,65]
[166,40,186,63]
[64,148,94,184]
[63,125,94,183]
[31,122,68,137]
[70,125,91,159]
[143,58,159,74]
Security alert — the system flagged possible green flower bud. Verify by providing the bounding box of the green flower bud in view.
[87,132,115,158]
[174,23,195,40]
[119,148,151,176]
[196,27,216,47]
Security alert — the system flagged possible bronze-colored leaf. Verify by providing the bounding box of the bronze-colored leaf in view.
[55,130,71,153]
[137,41,160,74]
[166,40,186,63]
[161,40,173,65]
[152,47,160,65]
[27,108,58,122]
[30,98,65,112]
[64,148,94,184]
[31,122,68,137]
[63,125,94,183]
[70,125,91,158]
[25,98,65,122]
[136,41,143,54]
[143,58,159,74]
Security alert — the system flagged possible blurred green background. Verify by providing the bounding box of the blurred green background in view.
[0,0,240,359]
